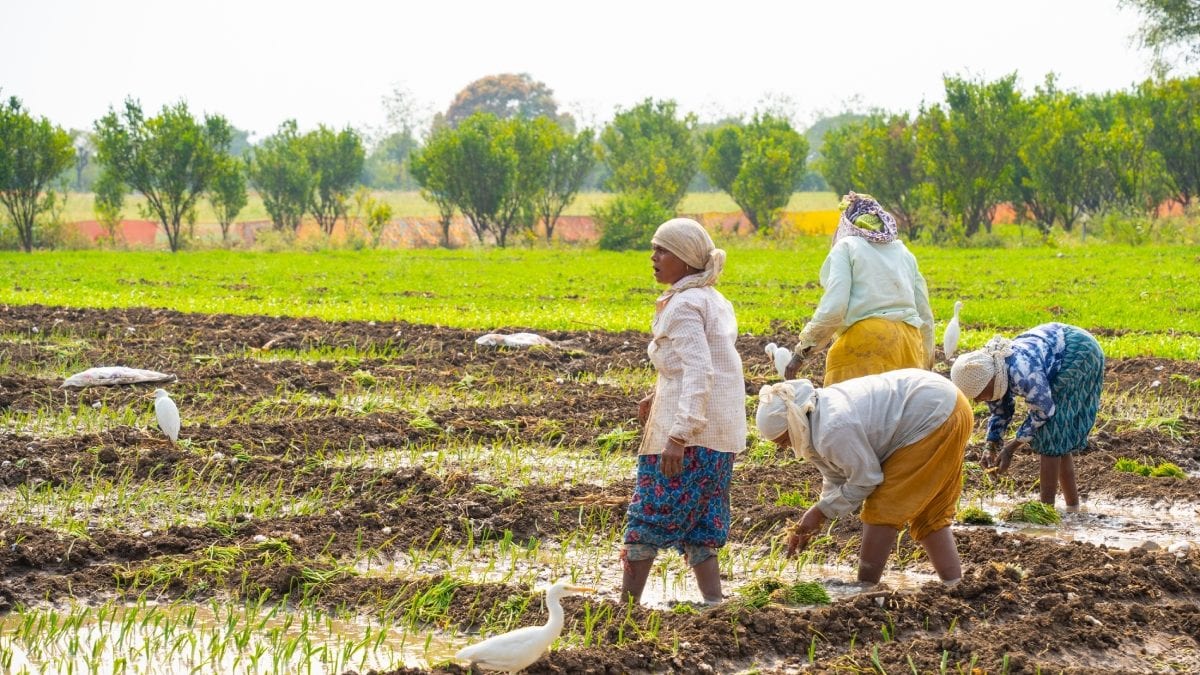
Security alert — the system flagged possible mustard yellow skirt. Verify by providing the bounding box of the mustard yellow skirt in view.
[824,317,927,386]
[860,391,972,541]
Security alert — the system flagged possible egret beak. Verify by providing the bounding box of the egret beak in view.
[143,392,157,400]
[565,585,596,593]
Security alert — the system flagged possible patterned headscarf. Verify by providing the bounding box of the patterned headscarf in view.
[950,335,1014,400]
[755,380,818,459]
[833,192,898,244]
[651,218,726,310]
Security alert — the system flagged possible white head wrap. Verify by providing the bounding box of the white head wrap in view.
[949,335,1014,400]
[755,380,818,459]
[651,218,726,292]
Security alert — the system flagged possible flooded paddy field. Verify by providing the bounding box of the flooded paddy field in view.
[0,304,1198,674]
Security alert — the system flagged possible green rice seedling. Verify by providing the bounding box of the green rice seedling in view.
[956,506,996,525]
[596,426,638,455]
[774,490,811,508]
[1114,457,1187,478]
[1150,461,1186,478]
[1115,457,1152,476]
[1002,501,1061,525]
[735,577,830,609]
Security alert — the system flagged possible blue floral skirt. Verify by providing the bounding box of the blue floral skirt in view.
[1031,326,1105,457]
[623,446,733,566]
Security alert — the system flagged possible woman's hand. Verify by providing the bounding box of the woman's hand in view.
[659,437,685,478]
[983,439,1023,474]
[783,348,812,380]
[786,506,826,557]
[637,394,654,425]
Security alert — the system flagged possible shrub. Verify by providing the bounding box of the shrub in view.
[594,192,672,251]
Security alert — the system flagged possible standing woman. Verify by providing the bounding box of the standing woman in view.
[622,218,747,606]
[949,323,1105,510]
[784,192,935,384]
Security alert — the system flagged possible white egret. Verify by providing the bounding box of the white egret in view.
[455,581,595,673]
[943,301,963,361]
[765,343,793,380]
[149,388,180,442]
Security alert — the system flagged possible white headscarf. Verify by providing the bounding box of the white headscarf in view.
[755,380,818,459]
[651,218,726,293]
[950,335,1014,400]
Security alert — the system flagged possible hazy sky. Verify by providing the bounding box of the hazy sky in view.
[1,0,1171,140]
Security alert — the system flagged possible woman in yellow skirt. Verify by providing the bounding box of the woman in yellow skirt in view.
[783,193,934,384]
[756,369,972,586]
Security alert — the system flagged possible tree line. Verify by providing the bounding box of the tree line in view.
[2,72,1199,252]
[820,74,1200,242]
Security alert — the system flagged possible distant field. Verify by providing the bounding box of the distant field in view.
[58,191,840,224]
[3,243,1198,358]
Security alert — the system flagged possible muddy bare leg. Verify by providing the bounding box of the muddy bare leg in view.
[918,526,962,584]
[691,555,722,603]
[1039,455,1061,506]
[620,555,654,605]
[858,524,899,585]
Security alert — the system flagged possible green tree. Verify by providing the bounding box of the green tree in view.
[207,155,247,243]
[1122,0,1200,64]
[409,127,459,247]
[532,124,595,242]
[0,96,75,252]
[819,114,925,236]
[599,98,698,210]
[442,73,571,129]
[917,74,1023,237]
[94,99,233,252]
[92,170,126,246]
[248,120,312,233]
[1087,93,1170,215]
[444,113,515,244]
[701,114,808,233]
[1138,76,1200,208]
[1010,78,1124,237]
[304,125,365,236]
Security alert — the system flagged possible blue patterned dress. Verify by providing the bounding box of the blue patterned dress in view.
[985,323,1105,457]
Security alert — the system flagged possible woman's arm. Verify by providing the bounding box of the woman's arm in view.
[794,245,852,352]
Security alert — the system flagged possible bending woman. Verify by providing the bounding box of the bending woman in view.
[950,323,1105,510]
[756,369,972,586]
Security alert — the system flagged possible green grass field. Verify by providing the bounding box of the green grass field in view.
[3,243,1198,358]
[58,191,841,224]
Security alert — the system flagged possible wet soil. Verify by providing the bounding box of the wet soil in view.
[1,304,1199,674]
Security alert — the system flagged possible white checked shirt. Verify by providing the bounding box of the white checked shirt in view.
[639,283,747,456]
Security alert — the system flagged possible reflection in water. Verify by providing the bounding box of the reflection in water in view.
[966,494,1200,550]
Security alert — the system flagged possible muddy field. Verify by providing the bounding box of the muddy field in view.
[1,303,1198,674]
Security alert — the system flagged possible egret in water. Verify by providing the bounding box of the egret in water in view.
[765,343,793,380]
[149,388,180,442]
[943,301,963,361]
[455,581,595,673]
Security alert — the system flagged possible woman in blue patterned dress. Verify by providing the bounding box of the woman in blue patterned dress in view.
[949,323,1105,510]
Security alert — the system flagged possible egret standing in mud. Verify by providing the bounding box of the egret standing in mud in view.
[455,581,595,673]
[149,388,180,442]
[943,301,963,361]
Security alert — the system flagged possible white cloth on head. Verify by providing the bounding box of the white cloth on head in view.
[651,218,726,293]
[755,380,817,459]
[950,335,1013,400]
